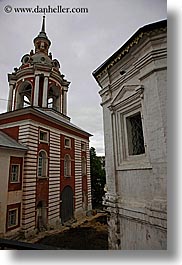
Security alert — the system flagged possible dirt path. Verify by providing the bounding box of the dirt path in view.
[36,214,108,250]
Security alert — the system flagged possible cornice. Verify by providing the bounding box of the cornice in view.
[93,20,167,81]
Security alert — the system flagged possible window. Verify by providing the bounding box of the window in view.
[82,157,87,176]
[64,137,71,149]
[64,154,71,177]
[126,112,145,155]
[9,157,23,191]
[39,130,48,142]
[81,142,86,151]
[47,86,60,111]
[17,82,32,109]
[6,203,21,231]
[8,209,18,227]
[10,165,20,183]
[38,151,48,178]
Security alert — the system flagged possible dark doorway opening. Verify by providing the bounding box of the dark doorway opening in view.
[60,186,74,224]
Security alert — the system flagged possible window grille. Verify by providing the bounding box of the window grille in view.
[126,112,145,155]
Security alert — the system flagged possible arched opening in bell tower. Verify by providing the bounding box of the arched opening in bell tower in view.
[15,81,33,110]
[47,85,61,112]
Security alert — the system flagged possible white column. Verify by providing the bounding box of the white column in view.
[42,76,48,108]
[33,75,40,106]
[61,89,64,113]
[62,87,68,115]
[63,89,67,115]
[7,83,14,111]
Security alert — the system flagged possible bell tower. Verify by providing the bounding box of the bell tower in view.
[7,16,70,116]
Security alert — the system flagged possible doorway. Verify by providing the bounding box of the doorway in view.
[60,186,74,224]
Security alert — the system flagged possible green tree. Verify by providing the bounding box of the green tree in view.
[90,147,106,209]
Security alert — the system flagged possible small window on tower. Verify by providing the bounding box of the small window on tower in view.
[38,150,48,178]
[64,137,71,149]
[39,130,48,143]
[81,157,87,176]
[64,154,71,177]
[81,142,86,151]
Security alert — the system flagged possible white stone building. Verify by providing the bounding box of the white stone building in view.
[93,20,167,250]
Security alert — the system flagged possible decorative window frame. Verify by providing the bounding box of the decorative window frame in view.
[110,84,152,170]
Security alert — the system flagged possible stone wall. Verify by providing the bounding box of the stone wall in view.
[97,23,167,249]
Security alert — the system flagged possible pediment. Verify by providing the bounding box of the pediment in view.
[111,84,143,107]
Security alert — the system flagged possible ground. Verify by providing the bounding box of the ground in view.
[36,213,108,250]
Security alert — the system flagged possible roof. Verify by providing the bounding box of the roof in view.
[93,19,167,79]
[0,107,92,138]
[0,131,27,151]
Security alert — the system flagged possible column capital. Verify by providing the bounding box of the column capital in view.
[34,71,50,77]
[62,86,68,92]
[9,81,16,87]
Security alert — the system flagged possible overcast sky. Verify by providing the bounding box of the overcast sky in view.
[0,0,166,155]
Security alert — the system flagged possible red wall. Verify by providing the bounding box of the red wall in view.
[2,126,19,141]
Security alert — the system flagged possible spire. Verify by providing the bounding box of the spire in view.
[41,16,45,33]
[33,16,51,51]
